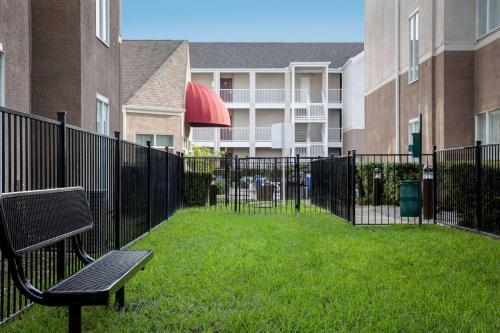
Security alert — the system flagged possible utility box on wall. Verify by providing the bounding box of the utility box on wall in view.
[408,132,422,158]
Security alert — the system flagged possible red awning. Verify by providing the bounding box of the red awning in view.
[185,82,231,127]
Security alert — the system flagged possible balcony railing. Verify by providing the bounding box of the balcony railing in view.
[328,89,342,103]
[294,143,326,157]
[255,127,272,141]
[328,128,342,142]
[294,89,310,103]
[192,128,216,141]
[182,137,192,151]
[220,127,250,141]
[220,89,250,103]
[294,103,326,120]
[255,89,286,103]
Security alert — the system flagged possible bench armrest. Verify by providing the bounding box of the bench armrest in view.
[71,236,95,265]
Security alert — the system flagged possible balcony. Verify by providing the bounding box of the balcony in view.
[328,128,342,142]
[293,103,326,122]
[294,143,326,157]
[255,127,272,141]
[220,127,250,141]
[192,128,216,142]
[255,89,285,104]
[182,137,192,152]
[219,89,250,103]
[328,89,342,104]
[294,89,310,103]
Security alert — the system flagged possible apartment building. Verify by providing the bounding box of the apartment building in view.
[0,0,31,111]
[121,40,190,152]
[0,0,121,134]
[364,0,500,154]
[31,0,121,133]
[189,43,363,157]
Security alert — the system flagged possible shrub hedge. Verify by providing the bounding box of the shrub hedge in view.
[356,162,421,205]
[183,172,212,207]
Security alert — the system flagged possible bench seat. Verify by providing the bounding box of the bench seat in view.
[45,250,153,306]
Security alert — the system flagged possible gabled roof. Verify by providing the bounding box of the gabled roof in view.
[121,40,187,106]
[189,42,364,69]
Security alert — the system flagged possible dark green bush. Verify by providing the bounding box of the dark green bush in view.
[183,172,212,207]
[356,162,421,205]
[437,161,500,233]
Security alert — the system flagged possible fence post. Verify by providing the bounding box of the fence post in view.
[347,151,351,222]
[56,112,67,281]
[432,145,437,224]
[351,150,356,226]
[179,152,184,209]
[234,155,239,213]
[330,154,335,215]
[114,131,121,249]
[165,148,169,218]
[147,141,152,231]
[475,141,482,231]
[295,154,300,212]
[225,155,229,206]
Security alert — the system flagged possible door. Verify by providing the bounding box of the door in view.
[220,78,233,102]
[299,77,310,103]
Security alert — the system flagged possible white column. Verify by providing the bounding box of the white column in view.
[249,71,256,157]
[323,66,329,156]
[284,70,292,157]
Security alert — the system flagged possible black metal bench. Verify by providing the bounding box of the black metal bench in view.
[0,187,153,332]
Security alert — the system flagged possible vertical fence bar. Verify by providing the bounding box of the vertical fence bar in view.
[114,132,121,249]
[432,145,437,223]
[351,150,356,225]
[147,141,152,231]
[234,155,239,213]
[165,149,170,218]
[475,141,482,231]
[56,112,67,281]
[295,154,300,212]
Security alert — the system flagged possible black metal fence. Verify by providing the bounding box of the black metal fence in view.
[182,156,321,213]
[311,155,353,221]
[0,107,182,324]
[435,142,500,235]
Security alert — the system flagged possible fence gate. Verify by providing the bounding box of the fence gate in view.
[183,156,320,213]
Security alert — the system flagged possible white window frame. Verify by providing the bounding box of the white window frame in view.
[409,10,419,84]
[96,0,110,45]
[476,109,500,144]
[96,94,110,135]
[0,51,5,107]
[135,133,175,149]
[477,0,500,39]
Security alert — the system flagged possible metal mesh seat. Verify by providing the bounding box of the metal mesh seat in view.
[45,250,153,304]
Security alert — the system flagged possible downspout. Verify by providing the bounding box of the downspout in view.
[395,0,401,155]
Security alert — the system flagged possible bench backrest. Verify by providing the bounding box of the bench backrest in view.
[0,187,93,256]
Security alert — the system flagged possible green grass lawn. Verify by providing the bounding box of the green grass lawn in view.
[3,209,499,332]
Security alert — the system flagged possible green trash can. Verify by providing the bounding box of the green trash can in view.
[400,180,421,217]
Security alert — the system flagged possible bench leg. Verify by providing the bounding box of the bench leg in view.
[68,305,81,333]
[116,286,125,310]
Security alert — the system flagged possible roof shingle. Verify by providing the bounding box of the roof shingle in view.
[189,42,364,69]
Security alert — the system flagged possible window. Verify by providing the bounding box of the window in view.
[0,52,4,107]
[156,135,175,148]
[136,134,154,146]
[476,109,500,144]
[136,134,175,148]
[409,11,419,83]
[96,0,109,43]
[477,0,500,39]
[96,95,109,135]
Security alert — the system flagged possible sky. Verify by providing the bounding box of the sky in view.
[122,0,364,42]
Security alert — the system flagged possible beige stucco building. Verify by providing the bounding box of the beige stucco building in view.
[121,40,190,152]
[189,43,363,157]
[364,0,500,153]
